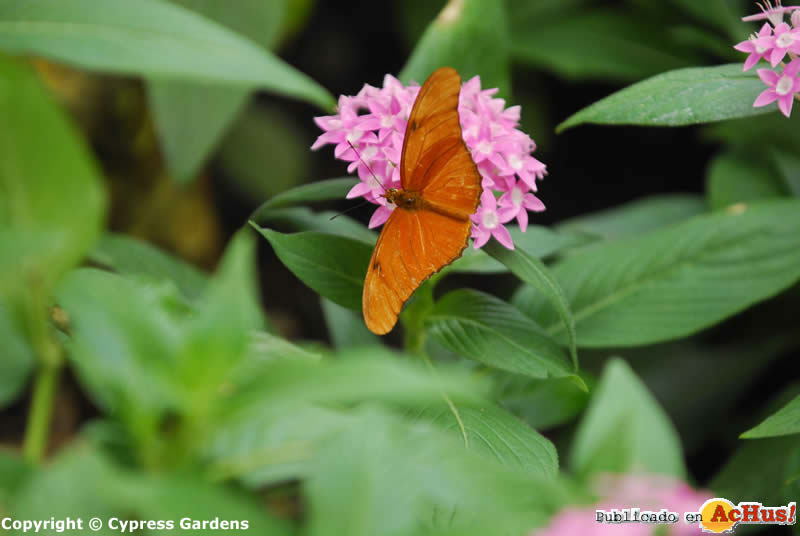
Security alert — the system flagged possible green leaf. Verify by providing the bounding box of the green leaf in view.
[0,449,32,506]
[707,151,786,211]
[217,101,312,201]
[669,0,749,40]
[209,348,492,485]
[555,194,706,241]
[769,147,800,197]
[252,227,371,311]
[557,64,771,132]
[253,207,377,244]
[742,395,800,439]
[514,199,800,347]
[254,177,358,211]
[147,83,248,182]
[425,289,573,380]
[570,358,686,478]
[304,409,574,536]
[0,55,105,302]
[710,436,799,505]
[0,0,334,110]
[400,0,511,97]
[500,375,590,430]
[411,404,559,478]
[512,9,696,81]
[177,230,267,394]
[484,241,578,370]
[0,302,34,407]
[88,232,208,301]
[320,297,379,349]
[56,268,185,416]
[13,443,292,536]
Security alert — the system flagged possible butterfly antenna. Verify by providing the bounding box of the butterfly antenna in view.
[347,140,388,194]
[329,198,373,221]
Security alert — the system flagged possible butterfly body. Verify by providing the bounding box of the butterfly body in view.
[362,67,482,335]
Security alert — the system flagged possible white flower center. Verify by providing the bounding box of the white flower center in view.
[361,146,377,159]
[477,140,493,155]
[508,154,523,171]
[511,187,524,207]
[346,129,363,144]
[777,75,795,95]
[756,42,769,54]
[777,32,795,48]
[381,115,394,128]
[481,210,498,229]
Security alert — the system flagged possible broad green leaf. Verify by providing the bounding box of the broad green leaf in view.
[425,289,572,380]
[210,348,492,485]
[571,359,686,478]
[254,177,358,211]
[0,55,105,302]
[703,108,800,154]
[742,395,800,439]
[555,194,706,241]
[217,101,312,202]
[445,225,588,274]
[253,207,377,244]
[706,151,786,210]
[512,9,695,81]
[484,241,578,370]
[410,404,558,478]
[227,346,490,413]
[514,199,800,347]
[57,268,185,416]
[13,444,292,535]
[177,230,267,394]
[710,436,799,505]
[320,297,379,349]
[400,0,511,97]
[0,0,334,110]
[0,302,34,407]
[557,64,771,132]
[88,232,208,301]
[252,227,371,311]
[147,83,247,182]
[0,450,31,506]
[305,409,574,536]
[246,331,322,364]
[769,147,800,197]
[500,375,590,430]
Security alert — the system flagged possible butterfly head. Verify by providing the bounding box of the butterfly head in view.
[384,188,421,210]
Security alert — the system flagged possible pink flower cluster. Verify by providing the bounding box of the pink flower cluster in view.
[735,2,800,116]
[311,73,546,250]
[531,474,712,536]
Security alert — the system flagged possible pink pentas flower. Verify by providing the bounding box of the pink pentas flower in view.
[530,474,713,536]
[754,58,800,116]
[754,22,800,66]
[311,73,547,250]
[734,23,774,70]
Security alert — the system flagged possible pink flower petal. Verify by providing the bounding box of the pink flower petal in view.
[368,205,393,228]
[754,88,779,107]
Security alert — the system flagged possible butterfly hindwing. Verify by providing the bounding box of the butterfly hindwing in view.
[363,208,472,335]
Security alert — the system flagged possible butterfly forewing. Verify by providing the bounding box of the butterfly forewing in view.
[362,67,482,335]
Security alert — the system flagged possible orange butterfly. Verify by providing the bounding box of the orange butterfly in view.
[362,67,482,335]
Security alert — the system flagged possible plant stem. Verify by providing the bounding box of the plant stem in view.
[22,298,64,464]
[22,360,61,463]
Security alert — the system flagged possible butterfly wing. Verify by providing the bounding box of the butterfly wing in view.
[362,67,482,335]
[363,207,472,335]
[401,67,482,219]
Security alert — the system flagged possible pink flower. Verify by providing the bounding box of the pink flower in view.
[497,177,545,233]
[754,58,800,116]
[753,22,800,66]
[734,23,774,70]
[471,188,515,250]
[531,474,713,536]
[311,73,547,250]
